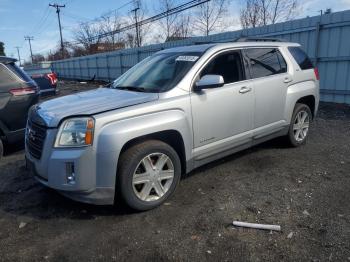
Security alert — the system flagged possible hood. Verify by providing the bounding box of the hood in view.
[30,88,159,127]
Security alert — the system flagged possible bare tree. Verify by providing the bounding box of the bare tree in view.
[73,22,102,54]
[32,54,46,63]
[240,0,299,29]
[172,14,192,39]
[100,11,125,49]
[156,0,179,41]
[193,0,229,36]
[240,0,263,28]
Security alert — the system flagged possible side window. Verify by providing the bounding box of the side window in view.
[288,47,313,70]
[0,63,18,86]
[7,62,32,82]
[245,48,287,79]
[200,51,245,84]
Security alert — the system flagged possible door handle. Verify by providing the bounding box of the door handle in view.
[283,77,293,83]
[239,86,252,94]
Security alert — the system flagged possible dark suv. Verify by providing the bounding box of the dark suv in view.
[0,57,39,158]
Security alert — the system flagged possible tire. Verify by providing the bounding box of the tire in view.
[117,140,181,211]
[0,138,3,160]
[286,103,312,147]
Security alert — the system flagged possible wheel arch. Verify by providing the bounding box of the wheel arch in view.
[118,130,187,175]
[296,95,316,118]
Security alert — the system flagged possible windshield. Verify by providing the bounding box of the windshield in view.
[111,51,202,92]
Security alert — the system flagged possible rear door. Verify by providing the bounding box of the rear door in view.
[243,47,290,138]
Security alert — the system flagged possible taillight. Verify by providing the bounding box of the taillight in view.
[314,68,320,80]
[9,87,37,96]
[46,73,58,85]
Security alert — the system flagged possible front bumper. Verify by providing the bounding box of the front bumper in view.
[25,128,115,205]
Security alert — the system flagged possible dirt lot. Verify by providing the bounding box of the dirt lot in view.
[0,81,349,261]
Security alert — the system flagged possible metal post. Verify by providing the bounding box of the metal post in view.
[15,47,21,66]
[96,56,98,80]
[315,22,321,66]
[78,59,82,79]
[119,53,123,75]
[137,50,140,62]
[87,58,90,79]
[106,55,111,81]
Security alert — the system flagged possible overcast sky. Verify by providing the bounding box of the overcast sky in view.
[1,0,350,63]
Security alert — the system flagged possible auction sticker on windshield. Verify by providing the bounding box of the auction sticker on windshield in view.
[175,56,199,62]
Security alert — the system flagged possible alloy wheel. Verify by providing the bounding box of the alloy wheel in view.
[293,110,310,142]
[132,153,174,202]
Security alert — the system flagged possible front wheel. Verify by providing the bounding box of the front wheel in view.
[117,140,181,211]
[286,103,312,147]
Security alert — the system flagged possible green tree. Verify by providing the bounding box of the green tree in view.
[0,42,5,56]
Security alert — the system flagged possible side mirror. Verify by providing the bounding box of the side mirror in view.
[194,74,224,92]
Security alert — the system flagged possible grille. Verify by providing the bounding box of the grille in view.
[26,121,47,159]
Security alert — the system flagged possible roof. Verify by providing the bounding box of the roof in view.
[159,44,216,53]
[0,56,17,64]
[159,41,300,54]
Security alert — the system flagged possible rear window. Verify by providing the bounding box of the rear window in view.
[245,48,287,79]
[0,63,18,86]
[288,47,313,70]
[7,62,32,82]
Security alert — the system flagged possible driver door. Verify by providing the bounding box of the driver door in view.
[190,50,254,160]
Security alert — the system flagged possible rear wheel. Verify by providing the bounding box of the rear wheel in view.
[287,103,312,147]
[0,138,3,159]
[117,140,181,211]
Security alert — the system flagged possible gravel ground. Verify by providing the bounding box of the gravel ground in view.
[0,81,349,261]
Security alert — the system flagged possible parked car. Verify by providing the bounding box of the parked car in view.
[0,57,39,159]
[24,62,58,96]
[25,39,319,210]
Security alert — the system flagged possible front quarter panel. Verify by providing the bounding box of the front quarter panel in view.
[93,98,193,188]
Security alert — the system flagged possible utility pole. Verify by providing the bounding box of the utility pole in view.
[15,46,22,66]
[49,3,65,56]
[24,36,34,64]
[131,7,140,47]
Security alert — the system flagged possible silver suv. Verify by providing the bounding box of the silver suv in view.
[25,39,319,210]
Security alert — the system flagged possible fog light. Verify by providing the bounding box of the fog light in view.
[66,162,76,184]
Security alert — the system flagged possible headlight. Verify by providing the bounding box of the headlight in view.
[55,117,95,147]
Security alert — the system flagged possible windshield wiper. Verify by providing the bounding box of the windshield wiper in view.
[114,86,146,92]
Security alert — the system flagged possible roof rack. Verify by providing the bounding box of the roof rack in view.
[236,37,284,42]
[193,37,285,45]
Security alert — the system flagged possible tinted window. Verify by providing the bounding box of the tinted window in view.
[0,63,18,86]
[288,47,313,70]
[7,62,32,82]
[200,51,245,84]
[245,48,287,79]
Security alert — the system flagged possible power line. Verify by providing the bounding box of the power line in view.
[24,36,34,63]
[31,0,210,57]
[34,9,54,36]
[72,0,210,44]
[79,0,134,26]
[30,6,50,35]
